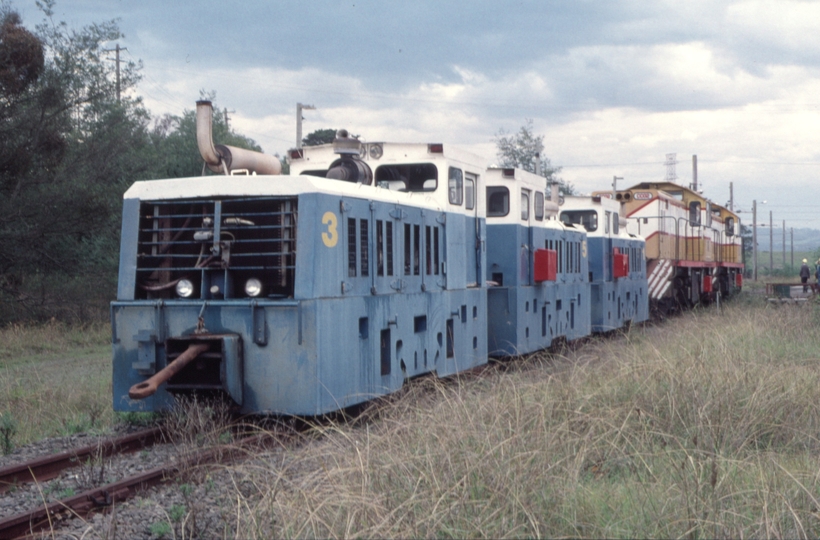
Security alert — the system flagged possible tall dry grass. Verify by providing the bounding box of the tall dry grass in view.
[223,296,820,538]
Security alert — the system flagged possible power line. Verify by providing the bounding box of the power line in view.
[145,66,820,115]
[563,159,820,168]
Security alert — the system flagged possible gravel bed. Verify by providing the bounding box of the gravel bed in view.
[1,430,292,539]
[36,462,267,539]
[0,436,180,521]
[0,424,155,469]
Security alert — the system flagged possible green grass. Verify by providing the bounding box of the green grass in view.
[0,321,113,447]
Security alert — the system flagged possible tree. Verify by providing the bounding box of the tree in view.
[494,119,574,195]
[0,1,151,321]
[0,11,43,95]
[740,223,752,274]
[302,128,337,147]
[0,4,272,323]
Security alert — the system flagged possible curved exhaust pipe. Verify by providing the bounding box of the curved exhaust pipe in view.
[196,100,282,176]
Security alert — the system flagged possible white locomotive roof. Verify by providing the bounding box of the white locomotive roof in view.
[291,141,489,174]
[560,195,643,240]
[123,174,463,215]
[284,141,490,214]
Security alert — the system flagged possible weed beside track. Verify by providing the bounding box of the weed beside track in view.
[221,295,820,538]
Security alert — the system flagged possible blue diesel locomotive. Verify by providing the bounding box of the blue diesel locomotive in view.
[484,168,591,356]
[111,101,648,415]
[560,195,648,332]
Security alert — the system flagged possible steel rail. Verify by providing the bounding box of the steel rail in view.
[0,434,268,539]
[0,427,165,495]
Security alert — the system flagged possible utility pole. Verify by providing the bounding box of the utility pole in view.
[665,153,678,183]
[612,176,622,199]
[782,220,786,271]
[104,44,126,101]
[223,108,236,131]
[791,227,794,269]
[729,182,733,212]
[769,210,773,277]
[691,155,697,191]
[296,103,316,149]
[753,200,758,281]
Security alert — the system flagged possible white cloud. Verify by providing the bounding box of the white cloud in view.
[728,0,820,53]
[115,0,820,228]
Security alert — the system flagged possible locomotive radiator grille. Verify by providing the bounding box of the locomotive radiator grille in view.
[135,197,298,299]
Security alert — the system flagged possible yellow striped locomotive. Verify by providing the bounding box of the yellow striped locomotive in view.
[595,182,743,312]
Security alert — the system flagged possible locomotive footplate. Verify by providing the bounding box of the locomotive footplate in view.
[164,334,243,406]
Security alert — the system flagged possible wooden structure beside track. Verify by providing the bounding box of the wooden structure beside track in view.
[765,282,819,297]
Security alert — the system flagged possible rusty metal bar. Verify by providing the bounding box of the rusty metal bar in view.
[129,342,210,399]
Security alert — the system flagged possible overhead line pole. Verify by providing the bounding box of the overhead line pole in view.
[753,200,758,281]
[104,43,126,102]
[782,220,786,270]
[769,211,773,277]
[296,103,316,149]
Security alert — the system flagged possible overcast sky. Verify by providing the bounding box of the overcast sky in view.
[9,0,820,232]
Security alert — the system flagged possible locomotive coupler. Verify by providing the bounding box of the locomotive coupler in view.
[128,341,210,399]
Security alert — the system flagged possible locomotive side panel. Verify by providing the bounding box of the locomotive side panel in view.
[486,223,590,356]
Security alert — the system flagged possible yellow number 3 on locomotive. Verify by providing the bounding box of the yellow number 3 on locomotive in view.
[321,211,338,247]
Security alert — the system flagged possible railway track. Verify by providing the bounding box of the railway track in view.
[0,425,276,539]
[0,427,164,496]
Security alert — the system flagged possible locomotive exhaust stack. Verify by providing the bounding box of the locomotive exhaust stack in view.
[325,129,373,184]
[195,100,282,176]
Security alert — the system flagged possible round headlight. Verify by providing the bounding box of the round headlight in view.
[176,279,195,298]
[369,143,383,160]
[245,278,263,297]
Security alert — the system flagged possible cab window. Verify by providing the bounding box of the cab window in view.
[689,201,701,225]
[448,167,463,205]
[560,210,598,232]
[521,189,530,220]
[375,163,438,192]
[534,191,544,221]
[487,186,510,217]
[465,174,476,210]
